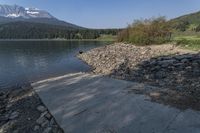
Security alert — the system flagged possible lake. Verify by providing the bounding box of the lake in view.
[0,41,110,89]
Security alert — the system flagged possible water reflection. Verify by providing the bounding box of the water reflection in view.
[0,41,110,89]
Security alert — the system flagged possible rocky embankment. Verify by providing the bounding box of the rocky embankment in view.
[0,86,63,133]
[78,43,200,110]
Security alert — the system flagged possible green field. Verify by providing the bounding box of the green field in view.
[173,35,200,51]
[97,34,117,41]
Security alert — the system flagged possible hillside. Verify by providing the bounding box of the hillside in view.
[170,11,200,31]
[0,17,83,29]
[171,11,200,24]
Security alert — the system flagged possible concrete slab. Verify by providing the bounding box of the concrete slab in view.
[165,109,200,133]
[32,72,200,133]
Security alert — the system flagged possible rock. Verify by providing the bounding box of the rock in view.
[50,118,56,126]
[43,127,52,133]
[192,62,199,67]
[37,105,47,112]
[9,111,19,120]
[149,92,160,97]
[52,128,63,133]
[0,94,7,99]
[45,112,52,120]
[181,58,189,63]
[186,66,192,70]
[0,116,9,122]
[79,51,83,54]
[40,111,48,117]
[34,125,40,131]
[157,59,176,66]
[193,70,200,76]
[13,130,19,133]
[41,119,49,127]
[36,115,47,125]
[0,91,4,96]
[155,71,166,79]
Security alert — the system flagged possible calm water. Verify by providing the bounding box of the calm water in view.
[0,41,110,89]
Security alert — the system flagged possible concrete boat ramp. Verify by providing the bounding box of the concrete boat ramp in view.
[32,72,200,133]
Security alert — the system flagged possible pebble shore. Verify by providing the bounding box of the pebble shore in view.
[78,43,200,110]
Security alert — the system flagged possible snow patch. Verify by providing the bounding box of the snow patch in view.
[26,11,39,15]
[25,7,39,11]
[6,13,20,18]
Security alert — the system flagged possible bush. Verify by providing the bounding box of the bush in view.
[118,17,172,45]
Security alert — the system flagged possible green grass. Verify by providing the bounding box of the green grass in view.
[97,34,117,41]
[173,35,200,51]
[174,35,200,41]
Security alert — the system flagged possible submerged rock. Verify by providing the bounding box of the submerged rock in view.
[79,50,83,54]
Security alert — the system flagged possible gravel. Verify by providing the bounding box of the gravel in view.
[78,43,200,110]
[0,85,64,133]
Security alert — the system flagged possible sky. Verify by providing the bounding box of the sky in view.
[0,0,200,29]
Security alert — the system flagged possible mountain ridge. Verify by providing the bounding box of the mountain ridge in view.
[0,4,53,19]
[0,4,84,29]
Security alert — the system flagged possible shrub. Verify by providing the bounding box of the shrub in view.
[118,17,172,45]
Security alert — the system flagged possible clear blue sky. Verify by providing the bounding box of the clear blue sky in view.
[0,0,200,28]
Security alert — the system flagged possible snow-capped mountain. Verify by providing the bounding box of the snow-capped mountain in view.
[0,4,83,29]
[0,4,54,19]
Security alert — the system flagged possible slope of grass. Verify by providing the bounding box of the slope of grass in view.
[174,36,200,51]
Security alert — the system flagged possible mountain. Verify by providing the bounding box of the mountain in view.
[0,4,53,18]
[170,11,200,31]
[0,4,83,29]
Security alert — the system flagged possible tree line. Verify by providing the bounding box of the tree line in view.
[0,22,120,39]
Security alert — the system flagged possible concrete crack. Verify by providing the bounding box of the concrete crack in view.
[162,110,182,133]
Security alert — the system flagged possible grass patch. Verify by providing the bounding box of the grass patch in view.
[97,34,117,41]
[174,35,200,41]
[173,36,200,51]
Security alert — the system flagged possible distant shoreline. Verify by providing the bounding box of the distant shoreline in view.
[0,39,115,42]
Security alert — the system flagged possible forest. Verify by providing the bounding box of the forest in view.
[0,21,120,39]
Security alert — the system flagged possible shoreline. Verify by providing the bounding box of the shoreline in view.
[78,43,200,110]
[0,39,115,42]
[1,42,199,132]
